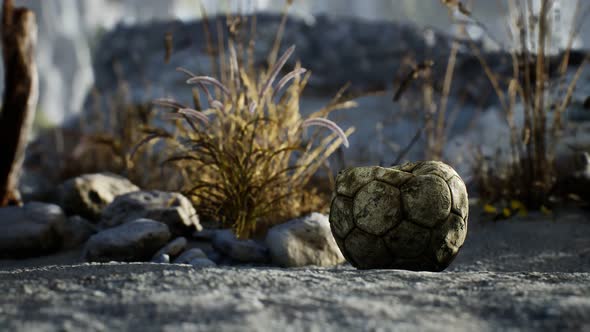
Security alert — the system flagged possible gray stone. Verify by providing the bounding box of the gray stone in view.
[100,190,202,235]
[57,173,139,221]
[19,170,55,203]
[87,14,514,119]
[152,237,187,261]
[173,248,208,264]
[60,216,98,250]
[189,258,217,268]
[84,219,171,262]
[0,203,66,259]
[212,230,270,264]
[192,228,218,241]
[152,253,170,264]
[265,213,345,268]
[203,248,224,264]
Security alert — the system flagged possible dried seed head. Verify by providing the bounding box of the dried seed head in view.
[302,117,350,148]
[187,76,231,97]
[178,108,210,126]
[260,45,296,99]
[153,98,187,110]
[273,68,307,98]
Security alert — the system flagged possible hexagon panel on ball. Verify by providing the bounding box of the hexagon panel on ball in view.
[329,161,469,271]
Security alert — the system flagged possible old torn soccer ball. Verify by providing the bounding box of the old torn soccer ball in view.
[329,161,468,271]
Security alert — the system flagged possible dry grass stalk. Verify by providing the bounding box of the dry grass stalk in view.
[136,4,355,238]
[467,0,589,207]
[393,9,462,162]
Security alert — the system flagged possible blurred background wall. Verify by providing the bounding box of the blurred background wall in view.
[2,0,585,124]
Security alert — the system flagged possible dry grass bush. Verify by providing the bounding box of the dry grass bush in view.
[396,0,588,211]
[461,0,589,209]
[135,5,355,238]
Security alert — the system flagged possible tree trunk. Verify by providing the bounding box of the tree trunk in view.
[0,0,38,206]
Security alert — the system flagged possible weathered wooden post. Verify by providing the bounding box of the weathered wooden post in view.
[0,0,38,206]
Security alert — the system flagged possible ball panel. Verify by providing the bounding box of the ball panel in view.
[442,213,468,248]
[374,168,414,187]
[329,195,355,239]
[344,228,392,269]
[448,176,469,219]
[332,232,357,266]
[392,162,420,173]
[430,213,467,267]
[401,175,451,228]
[432,245,459,269]
[353,181,402,236]
[411,161,458,181]
[335,167,377,197]
[384,220,431,258]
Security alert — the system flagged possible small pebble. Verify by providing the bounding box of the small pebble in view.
[189,258,217,268]
[174,248,208,264]
[152,253,170,264]
[152,237,187,261]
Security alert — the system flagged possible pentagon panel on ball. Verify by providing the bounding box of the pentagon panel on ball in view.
[329,161,469,271]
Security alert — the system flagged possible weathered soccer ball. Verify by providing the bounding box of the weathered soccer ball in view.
[329,161,468,271]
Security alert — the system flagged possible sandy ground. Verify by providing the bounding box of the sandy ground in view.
[0,208,589,331]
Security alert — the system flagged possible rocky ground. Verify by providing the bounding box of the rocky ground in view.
[1,265,588,332]
[1,208,589,331]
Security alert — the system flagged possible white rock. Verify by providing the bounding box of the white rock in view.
[212,230,270,264]
[0,203,67,258]
[84,219,171,262]
[58,173,140,221]
[100,191,201,235]
[152,237,187,261]
[152,253,170,264]
[173,248,208,264]
[265,213,345,268]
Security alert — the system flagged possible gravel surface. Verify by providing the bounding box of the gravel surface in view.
[0,265,588,331]
[1,208,589,331]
